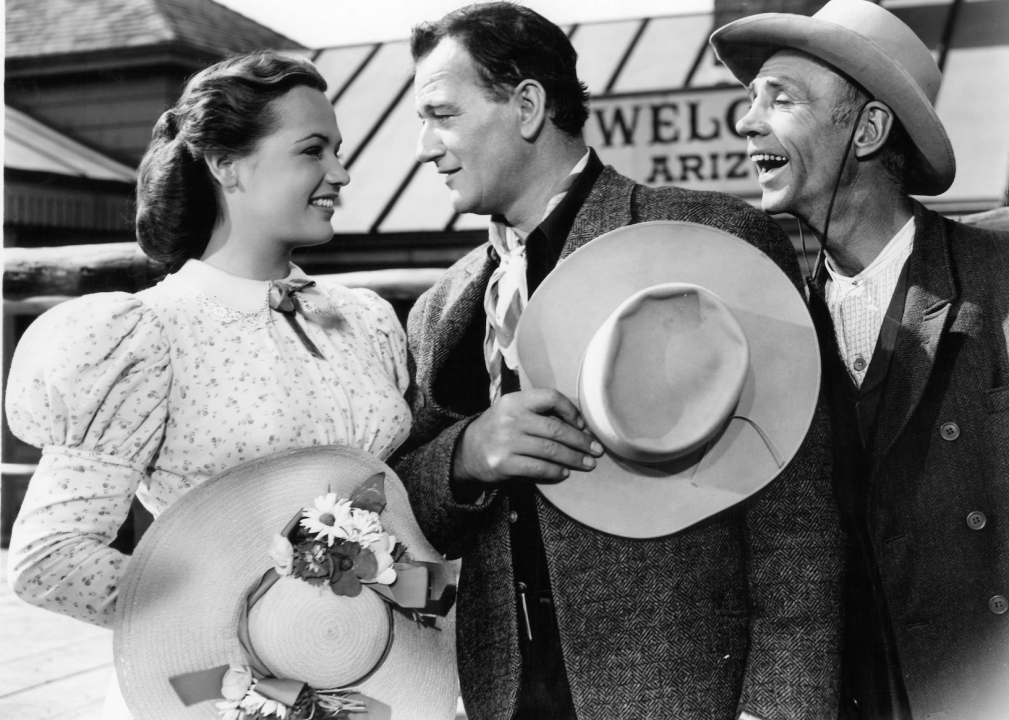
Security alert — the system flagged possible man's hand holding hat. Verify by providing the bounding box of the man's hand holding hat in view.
[451,388,604,496]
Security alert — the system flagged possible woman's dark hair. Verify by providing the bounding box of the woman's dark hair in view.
[411,2,589,138]
[136,51,327,270]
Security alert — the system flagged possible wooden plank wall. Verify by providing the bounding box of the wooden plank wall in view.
[8,71,189,165]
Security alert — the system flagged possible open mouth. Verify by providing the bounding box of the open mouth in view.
[310,197,337,209]
[751,153,788,174]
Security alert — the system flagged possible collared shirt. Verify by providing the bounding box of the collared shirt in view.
[483,151,591,400]
[825,218,915,387]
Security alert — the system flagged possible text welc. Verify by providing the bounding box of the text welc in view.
[589,93,754,187]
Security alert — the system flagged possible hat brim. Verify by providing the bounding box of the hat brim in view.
[114,446,457,720]
[710,13,955,195]
[516,222,820,539]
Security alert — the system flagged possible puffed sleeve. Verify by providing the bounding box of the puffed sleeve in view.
[346,287,410,396]
[5,293,172,628]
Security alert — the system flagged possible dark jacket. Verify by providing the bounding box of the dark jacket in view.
[395,164,844,720]
[809,201,1009,720]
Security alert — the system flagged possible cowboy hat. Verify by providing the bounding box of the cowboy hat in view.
[709,0,955,195]
[114,445,458,720]
[515,221,820,538]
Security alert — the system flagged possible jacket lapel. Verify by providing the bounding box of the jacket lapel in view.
[421,248,496,416]
[437,249,495,341]
[873,203,957,457]
[560,167,636,260]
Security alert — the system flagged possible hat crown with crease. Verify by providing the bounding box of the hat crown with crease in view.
[578,283,750,465]
[710,0,955,195]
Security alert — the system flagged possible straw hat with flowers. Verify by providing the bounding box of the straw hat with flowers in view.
[114,445,458,720]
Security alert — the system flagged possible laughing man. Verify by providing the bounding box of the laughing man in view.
[713,1,1009,717]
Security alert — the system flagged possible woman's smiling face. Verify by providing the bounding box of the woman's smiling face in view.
[228,85,349,250]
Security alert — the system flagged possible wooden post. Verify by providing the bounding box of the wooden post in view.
[4,242,446,305]
[4,242,155,299]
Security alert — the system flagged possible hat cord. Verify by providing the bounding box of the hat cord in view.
[690,414,785,485]
[818,101,873,265]
[800,220,813,282]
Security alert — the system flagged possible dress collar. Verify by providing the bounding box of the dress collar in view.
[170,259,312,314]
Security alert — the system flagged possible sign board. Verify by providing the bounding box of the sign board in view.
[586,88,761,199]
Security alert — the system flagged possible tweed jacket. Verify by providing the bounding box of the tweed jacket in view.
[394,165,843,720]
[809,202,1009,720]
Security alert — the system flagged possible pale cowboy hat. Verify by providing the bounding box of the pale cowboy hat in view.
[515,221,820,539]
[114,445,458,720]
[709,0,955,196]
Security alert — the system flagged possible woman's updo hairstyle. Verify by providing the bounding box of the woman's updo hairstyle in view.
[136,51,328,270]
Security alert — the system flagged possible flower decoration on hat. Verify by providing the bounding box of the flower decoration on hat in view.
[268,473,403,597]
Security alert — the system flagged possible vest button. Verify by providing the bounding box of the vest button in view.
[990,595,1008,615]
[940,422,960,441]
[967,511,987,530]
[853,356,867,372]
[508,510,519,524]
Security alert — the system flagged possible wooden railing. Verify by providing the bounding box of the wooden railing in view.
[6,206,1007,309]
[3,241,446,315]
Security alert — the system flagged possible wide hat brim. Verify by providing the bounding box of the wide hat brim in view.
[710,1,955,195]
[516,221,820,538]
[114,445,457,720]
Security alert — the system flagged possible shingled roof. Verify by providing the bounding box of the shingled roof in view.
[5,0,302,60]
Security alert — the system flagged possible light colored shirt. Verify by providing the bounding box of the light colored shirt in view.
[825,218,915,387]
[483,150,590,401]
[5,260,411,628]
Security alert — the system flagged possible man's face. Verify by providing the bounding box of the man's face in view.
[735,51,854,221]
[414,37,529,218]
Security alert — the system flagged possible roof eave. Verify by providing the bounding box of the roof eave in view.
[5,41,236,79]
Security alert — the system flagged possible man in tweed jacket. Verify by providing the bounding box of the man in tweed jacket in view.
[396,4,842,719]
[712,2,1009,718]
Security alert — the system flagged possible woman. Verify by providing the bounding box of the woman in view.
[5,51,420,715]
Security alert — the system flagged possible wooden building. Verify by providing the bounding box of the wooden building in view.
[5,0,302,164]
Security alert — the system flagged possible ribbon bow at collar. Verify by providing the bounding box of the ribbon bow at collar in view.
[267,277,342,360]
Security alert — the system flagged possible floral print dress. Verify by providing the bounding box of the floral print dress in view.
[5,259,412,629]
